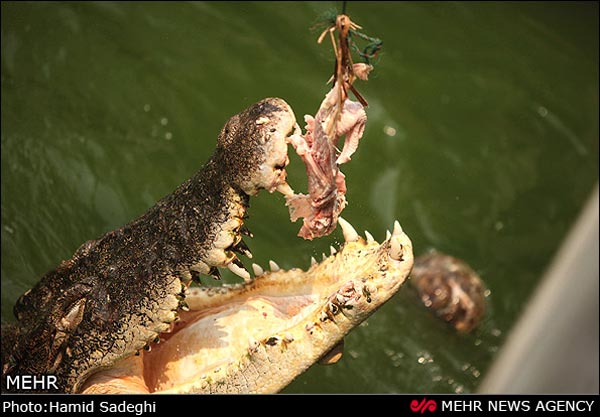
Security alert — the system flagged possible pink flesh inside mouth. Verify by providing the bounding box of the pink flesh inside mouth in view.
[80,290,320,393]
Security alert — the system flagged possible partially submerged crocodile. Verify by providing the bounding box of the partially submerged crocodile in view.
[1,98,414,393]
[411,251,486,333]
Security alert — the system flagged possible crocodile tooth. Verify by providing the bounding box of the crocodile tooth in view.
[319,310,329,322]
[240,226,253,238]
[276,182,294,197]
[365,283,377,296]
[178,270,192,283]
[328,302,340,315]
[386,230,392,241]
[319,339,345,365]
[322,253,327,261]
[252,263,264,276]
[190,269,202,283]
[310,256,317,266]
[163,322,175,333]
[228,262,251,282]
[330,246,337,255]
[207,266,222,280]
[389,236,404,261]
[393,220,403,236]
[338,217,359,242]
[233,239,253,259]
[361,284,373,302]
[269,260,280,272]
[364,230,375,242]
[248,338,260,353]
[190,260,210,275]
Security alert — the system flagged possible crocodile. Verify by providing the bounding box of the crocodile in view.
[410,251,486,333]
[1,97,414,393]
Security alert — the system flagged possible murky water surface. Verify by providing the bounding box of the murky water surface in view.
[2,2,598,393]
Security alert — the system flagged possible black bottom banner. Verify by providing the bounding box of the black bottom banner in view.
[1,394,598,415]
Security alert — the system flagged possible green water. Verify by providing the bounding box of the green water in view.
[1,2,598,393]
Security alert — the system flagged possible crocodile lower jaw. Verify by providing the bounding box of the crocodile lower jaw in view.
[81,219,413,394]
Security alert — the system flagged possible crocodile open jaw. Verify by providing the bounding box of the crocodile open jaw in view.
[81,219,413,393]
[2,98,414,394]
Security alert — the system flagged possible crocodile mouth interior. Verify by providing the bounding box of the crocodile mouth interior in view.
[80,219,412,394]
[143,290,321,393]
[81,291,321,394]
